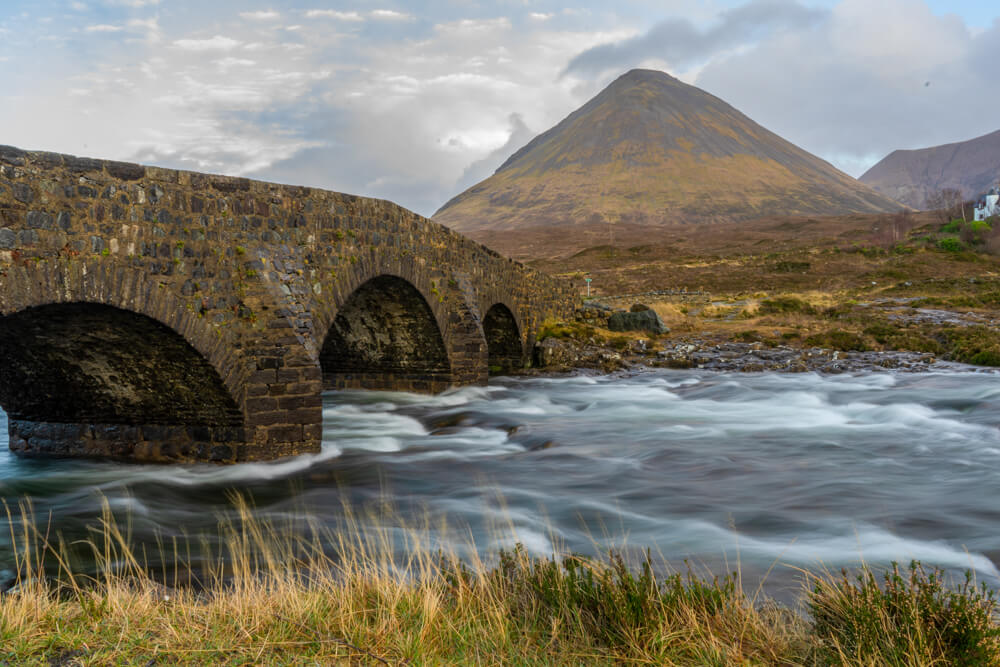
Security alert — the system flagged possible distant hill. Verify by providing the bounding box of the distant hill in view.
[860,130,1000,209]
[433,69,900,239]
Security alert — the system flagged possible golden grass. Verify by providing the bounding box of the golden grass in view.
[2,496,998,665]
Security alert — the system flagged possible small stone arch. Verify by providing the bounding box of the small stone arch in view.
[483,303,525,375]
[319,274,454,392]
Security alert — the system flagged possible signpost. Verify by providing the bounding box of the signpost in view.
[584,277,592,297]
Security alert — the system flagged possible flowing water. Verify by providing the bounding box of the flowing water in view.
[3,368,1000,601]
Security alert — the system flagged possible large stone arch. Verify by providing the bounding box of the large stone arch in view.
[0,260,255,461]
[483,302,525,374]
[313,258,487,392]
[0,260,246,402]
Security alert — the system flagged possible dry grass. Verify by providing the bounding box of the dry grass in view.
[2,496,999,665]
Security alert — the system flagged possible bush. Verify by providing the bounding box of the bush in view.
[969,219,992,233]
[938,237,964,252]
[941,219,963,234]
[809,561,1000,666]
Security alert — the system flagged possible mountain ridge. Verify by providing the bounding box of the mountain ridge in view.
[860,129,1000,208]
[434,69,901,235]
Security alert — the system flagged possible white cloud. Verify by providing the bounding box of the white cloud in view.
[240,10,280,21]
[70,2,88,10]
[172,35,242,51]
[214,56,256,71]
[370,9,413,22]
[304,9,364,21]
[102,0,159,6]
[85,24,123,33]
[529,13,554,21]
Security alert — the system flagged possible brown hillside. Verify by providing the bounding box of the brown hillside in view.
[433,69,900,238]
[860,129,1000,208]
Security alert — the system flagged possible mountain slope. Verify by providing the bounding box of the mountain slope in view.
[860,130,1000,208]
[433,69,900,235]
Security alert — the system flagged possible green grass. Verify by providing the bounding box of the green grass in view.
[804,329,869,351]
[758,296,817,315]
[809,562,1000,666]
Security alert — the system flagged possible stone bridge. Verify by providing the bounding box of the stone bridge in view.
[0,146,575,463]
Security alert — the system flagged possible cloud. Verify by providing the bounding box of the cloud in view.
[564,0,824,78]
[692,0,984,175]
[85,24,124,33]
[172,35,242,51]
[449,113,536,198]
[303,10,364,21]
[245,18,633,215]
[240,10,280,21]
[101,0,159,6]
[370,9,413,22]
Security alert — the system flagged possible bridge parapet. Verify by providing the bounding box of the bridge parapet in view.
[0,146,574,462]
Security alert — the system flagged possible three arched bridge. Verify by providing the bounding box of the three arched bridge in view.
[0,146,575,463]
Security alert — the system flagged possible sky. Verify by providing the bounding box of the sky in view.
[1,0,999,217]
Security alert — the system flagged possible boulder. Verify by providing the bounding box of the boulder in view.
[607,309,668,334]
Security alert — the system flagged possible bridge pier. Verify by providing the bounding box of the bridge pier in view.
[0,146,575,463]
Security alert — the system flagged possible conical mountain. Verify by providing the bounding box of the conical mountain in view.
[434,69,900,235]
[860,129,1000,208]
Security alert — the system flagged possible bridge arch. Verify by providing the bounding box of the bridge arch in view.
[483,302,524,374]
[318,273,456,392]
[0,260,251,461]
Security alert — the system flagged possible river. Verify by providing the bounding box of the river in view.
[2,368,1000,602]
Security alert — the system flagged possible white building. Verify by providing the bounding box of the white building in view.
[974,187,1000,221]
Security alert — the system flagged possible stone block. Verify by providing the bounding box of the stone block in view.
[267,424,303,444]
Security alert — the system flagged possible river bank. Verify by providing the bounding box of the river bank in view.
[525,290,1000,376]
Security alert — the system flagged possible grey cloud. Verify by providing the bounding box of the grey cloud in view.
[563,0,825,78]
[693,11,997,177]
[248,110,461,217]
[450,113,536,196]
[257,145,457,217]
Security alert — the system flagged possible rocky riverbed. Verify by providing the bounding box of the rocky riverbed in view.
[530,336,946,375]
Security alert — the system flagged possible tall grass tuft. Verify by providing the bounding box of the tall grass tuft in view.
[808,561,1000,666]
